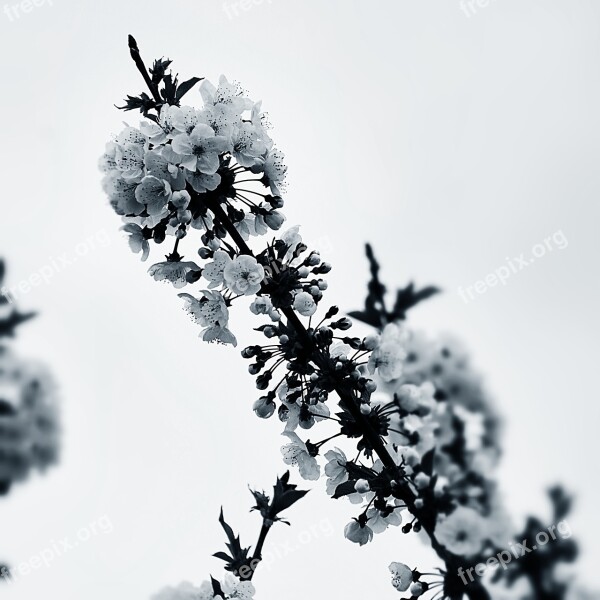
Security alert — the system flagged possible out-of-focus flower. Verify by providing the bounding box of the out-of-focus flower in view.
[368,323,407,382]
[152,580,215,600]
[0,349,60,489]
[434,506,486,557]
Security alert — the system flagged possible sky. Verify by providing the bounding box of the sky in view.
[1,0,599,598]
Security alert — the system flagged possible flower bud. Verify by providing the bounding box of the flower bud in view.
[354,479,371,494]
[253,396,275,418]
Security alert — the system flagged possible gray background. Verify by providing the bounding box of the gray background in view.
[1,0,599,598]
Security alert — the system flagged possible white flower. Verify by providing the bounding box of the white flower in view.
[121,223,149,261]
[114,126,147,181]
[367,506,403,534]
[231,122,268,168]
[203,250,232,288]
[280,431,320,480]
[324,447,349,495]
[185,170,221,193]
[201,75,252,115]
[344,520,373,546]
[102,171,143,216]
[178,291,237,346]
[249,296,273,315]
[434,506,486,557]
[223,255,265,295]
[152,580,214,600]
[135,175,172,216]
[148,260,200,288]
[283,397,329,431]
[293,291,317,317]
[171,123,229,174]
[261,148,287,195]
[389,562,413,592]
[279,226,302,261]
[220,574,255,599]
[368,323,407,382]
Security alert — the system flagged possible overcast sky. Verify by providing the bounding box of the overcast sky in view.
[1,1,599,598]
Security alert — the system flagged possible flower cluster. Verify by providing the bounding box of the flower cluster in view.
[107,39,594,600]
[0,261,60,495]
[0,349,60,492]
[153,576,255,600]
[100,52,295,345]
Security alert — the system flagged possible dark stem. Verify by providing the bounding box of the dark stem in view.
[198,190,490,599]
[127,35,162,104]
[249,520,272,580]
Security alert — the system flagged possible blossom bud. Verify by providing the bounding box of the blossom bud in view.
[265,211,285,230]
[307,252,321,266]
[410,582,424,597]
[354,479,371,494]
[253,396,276,419]
[241,346,258,358]
[318,280,328,290]
[365,380,377,393]
[297,266,310,278]
[263,326,277,338]
[414,499,424,510]
[208,237,221,251]
[198,247,212,259]
[279,334,289,344]
[360,404,372,415]
[335,317,352,330]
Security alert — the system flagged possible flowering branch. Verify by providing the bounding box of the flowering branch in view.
[154,471,307,599]
[101,37,596,600]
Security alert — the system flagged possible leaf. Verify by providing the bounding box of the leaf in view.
[420,449,435,476]
[332,480,359,499]
[176,76,203,101]
[270,471,309,518]
[213,551,233,563]
[210,576,223,597]
[349,244,440,327]
[392,283,441,320]
[0,310,36,338]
